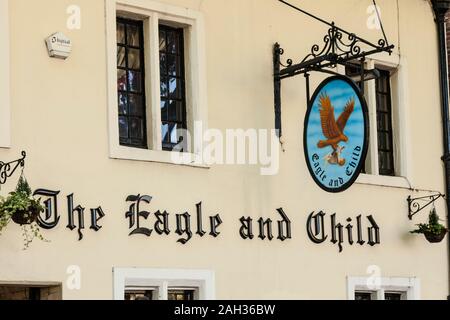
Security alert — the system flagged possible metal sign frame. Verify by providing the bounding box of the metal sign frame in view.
[273,0,395,138]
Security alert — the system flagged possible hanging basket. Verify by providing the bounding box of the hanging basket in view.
[11,206,40,226]
[423,229,448,243]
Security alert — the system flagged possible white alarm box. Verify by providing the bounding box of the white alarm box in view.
[45,32,72,60]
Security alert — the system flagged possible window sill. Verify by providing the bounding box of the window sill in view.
[110,146,210,169]
[356,173,411,189]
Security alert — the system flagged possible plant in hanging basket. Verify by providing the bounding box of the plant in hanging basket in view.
[0,176,47,249]
[410,208,448,243]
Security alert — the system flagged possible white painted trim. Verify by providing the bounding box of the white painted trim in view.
[105,0,208,166]
[364,60,379,175]
[110,145,209,168]
[113,268,215,300]
[389,57,413,182]
[356,173,412,189]
[347,276,420,300]
[353,56,413,187]
[0,0,11,148]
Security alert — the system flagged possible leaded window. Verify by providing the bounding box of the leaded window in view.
[376,70,395,176]
[159,25,187,151]
[117,18,147,149]
[345,65,395,176]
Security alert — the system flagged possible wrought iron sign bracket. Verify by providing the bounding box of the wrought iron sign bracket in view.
[407,193,445,220]
[0,151,27,186]
[273,0,395,139]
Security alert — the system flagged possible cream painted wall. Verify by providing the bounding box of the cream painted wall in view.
[0,0,448,300]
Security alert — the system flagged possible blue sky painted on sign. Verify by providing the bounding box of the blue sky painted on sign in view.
[306,79,365,188]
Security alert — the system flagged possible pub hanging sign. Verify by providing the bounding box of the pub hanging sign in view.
[304,76,369,193]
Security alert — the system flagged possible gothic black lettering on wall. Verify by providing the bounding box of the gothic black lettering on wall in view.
[306,211,381,252]
[125,194,153,237]
[240,208,292,242]
[209,214,222,237]
[154,210,170,235]
[239,217,254,240]
[34,189,60,229]
[33,189,105,240]
[32,189,381,252]
[90,207,105,232]
[125,195,223,245]
[277,208,292,241]
[67,194,85,241]
[176,212,192,244]
[306,211,328,244]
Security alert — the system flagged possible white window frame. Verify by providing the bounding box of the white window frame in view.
[113,268,215,300]
[0,0,11,148]
[105,0,208,168]
[338,54,413,189]
[347,276,420,300]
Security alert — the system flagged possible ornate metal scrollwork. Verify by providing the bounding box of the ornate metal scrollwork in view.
[0,151,26,185]
[273,0,395,140]
[275,24,393,79]
[275,46,293,68]
[407,193,445,220]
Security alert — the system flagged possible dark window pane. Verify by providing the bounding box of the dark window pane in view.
[377,132,385,150]
[118,93,128,115]
[378,132,390,150]
[166,31,179,54]
[161,100,168,119]
[128,71,142,93]
[127,24,141,47]
[169,78,181,99]
[117,23,126,44]
[117,46,126,68]
[168,122,179,144]
[385,292,402,301]
[117,18,147,149]
[160,53,167,75]
[355,292,373,301]
[125,290,154,301]
[130,118,144,140]
[128,48,141,70]
[159,30,166,51]
[167,54,180,76]
[162,122,169,143]
[379,151,386,170]
[377,77,388,92]
[129,94,143,116]
[168,100,179,122]
[160,77,168,97]
[377,94,389,112]
[117,69,127,91]
[377,113,390,131]
[160,25,186,151]
[119,116,129,138]
[376,69,394,176]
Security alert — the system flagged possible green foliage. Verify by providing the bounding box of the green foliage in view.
[410,208,448,236]
[16,175,32,196]
[0,177,48,249]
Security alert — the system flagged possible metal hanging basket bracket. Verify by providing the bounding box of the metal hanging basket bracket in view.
[0,151,27,186]
[407,193,446,220]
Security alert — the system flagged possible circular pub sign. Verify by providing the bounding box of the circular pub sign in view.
[304,76,369,193]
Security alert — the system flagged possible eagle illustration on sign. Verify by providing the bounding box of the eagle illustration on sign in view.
[317,93,355,167]
[304,76,369,193]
